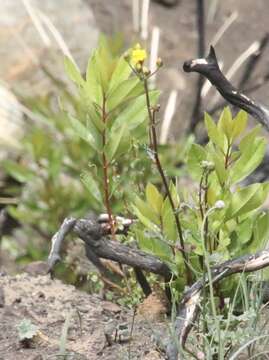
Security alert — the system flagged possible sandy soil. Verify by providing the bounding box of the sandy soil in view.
[0,272,167,360]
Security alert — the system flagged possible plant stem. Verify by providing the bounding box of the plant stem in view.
[143,78,192,284]
[101,95,115,239]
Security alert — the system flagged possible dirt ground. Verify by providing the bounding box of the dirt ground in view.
[0,271,167,360]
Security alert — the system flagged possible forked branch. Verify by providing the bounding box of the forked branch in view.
[183,46,269,132]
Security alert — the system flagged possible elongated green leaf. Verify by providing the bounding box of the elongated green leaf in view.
[187,144,207,180]
[218,107,233,140]
[239,125,260,152]
[136,230,173,262]
[132,205,159,231]
[204,112,225,150]
[80,171,102,205]
[230,137,266,183]
[107,77,141,111]
[253,211,269,248]
[68,114,101,152]
[234,218,253,245]
[113,90,160,130]
[146,183,163,215]
[161,197,177,242]
[3,161,35,183]
[64,57,84,86]
[169,182,180,208]
[232,110,248,139]
[226,183,268,220]
[105,124,127,162]
[109,55,132,91]
[85,50,103,105]
[211,151,227,185]
[134,196,160,225]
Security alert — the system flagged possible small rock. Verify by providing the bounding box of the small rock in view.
[143,350,162,360]
[23,261,50,276]
[102,301,121,314]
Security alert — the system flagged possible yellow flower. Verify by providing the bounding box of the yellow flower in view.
[131,43,147,64]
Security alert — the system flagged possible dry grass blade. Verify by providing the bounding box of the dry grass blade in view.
[21,0,51,46]
[160,90,178,144]
[141,0,150,40]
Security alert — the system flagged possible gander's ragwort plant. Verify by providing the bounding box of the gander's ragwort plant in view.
[61,41,269,356]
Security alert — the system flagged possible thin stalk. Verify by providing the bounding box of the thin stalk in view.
[201,208,219,354]
[143,78,192,285]
[101,95,115,239]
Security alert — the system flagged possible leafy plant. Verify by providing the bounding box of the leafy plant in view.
[1,38,187,274]
[17,318,38,344]
[134,107,268,278]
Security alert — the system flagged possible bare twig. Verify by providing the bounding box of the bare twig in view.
[209,41,260,106]
[187,0,206,134]
[183,46,269,132]
[238,33,269,90]
[47,217,77,270]
[209,11,238,49]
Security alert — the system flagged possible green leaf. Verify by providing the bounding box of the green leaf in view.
[161,197,177,242]
[136,230,173,262]
[169,182,180,208]
[17,319,38,341]
[239,125,260,152]
[105,124,128,162]
[230,136,266,183]
[146,183,163,215]
[187,144,207,180]
[107,77,141,111]
[253,211,269,248]
[85,50,103,105]
[132,205,159,231]
[109,55,132,91]
[64,57,84,86]
[204,112,225,150]
[210,151,227,185]
[68,114,101,152]
[113,90,160,130]
[234,218,253,245]
[225,183,269,220]
[232,110,248,139]
[218,107,233,140]
[80,171,103,205]
[134,196,160,225]
[3,161,35,183]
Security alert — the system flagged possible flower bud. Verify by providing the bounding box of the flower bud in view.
[156,57,163,67]
[153,104,161,112]
[123,51,130,61]
[201,160,214,171]
[214,200,225,209]
[142,66,151,76]
[136,62,142,72]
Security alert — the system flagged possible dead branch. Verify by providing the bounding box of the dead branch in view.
[183,46,269,132]
[74,217,172,279]
[47,215,172,285]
